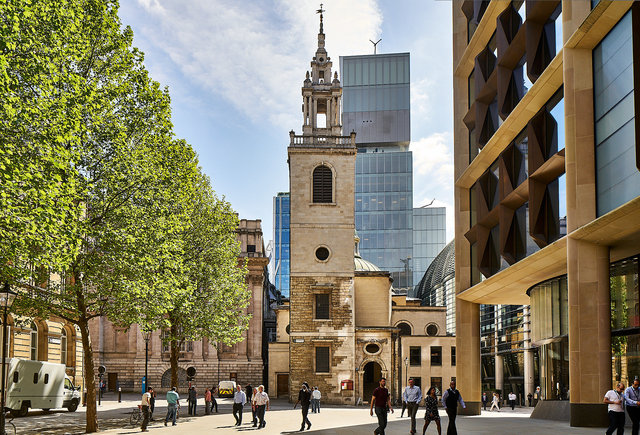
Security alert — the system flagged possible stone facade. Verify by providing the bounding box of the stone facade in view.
[91,219,269,393]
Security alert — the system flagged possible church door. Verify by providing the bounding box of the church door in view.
[363,361,382,403]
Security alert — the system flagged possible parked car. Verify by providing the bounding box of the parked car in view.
[217,380,236,398]
[6,359,81,417]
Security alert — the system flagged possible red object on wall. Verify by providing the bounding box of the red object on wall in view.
[341,380,354,390]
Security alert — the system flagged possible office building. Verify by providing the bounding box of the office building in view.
[272,192,290,298]
[412,205,447,287]
[341,53,416,290]
[452,1,640,426]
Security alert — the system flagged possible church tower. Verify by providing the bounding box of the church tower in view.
[287,6,357,404]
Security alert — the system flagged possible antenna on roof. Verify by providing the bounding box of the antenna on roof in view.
[369,38,382,55]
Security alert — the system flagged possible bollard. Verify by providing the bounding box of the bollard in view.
[118,387,122,403]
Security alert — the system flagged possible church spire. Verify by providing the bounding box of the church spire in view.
[316,3,325,34]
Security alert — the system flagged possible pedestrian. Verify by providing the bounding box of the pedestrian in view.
[294,382,312,431]
[527,392,532,407]
[245,384,253,418]
[149,387,156,420]
[204,388,211,415]
[508,391,516,410]
[188,386,197,416]
[441,380,465,435]
[422,386,441,435]
[164,387,180,427]
[211,386,219,413]
[403,378,422,434]
[625,378,640,435]
[490,392,499,412]
[233,384,247,426]
[251,387,258,427]
[533,386,540,406]
[254,385,270,429]
[312,386,321,413]
[369,377,394,435]
[481,392,488,411]
[140,386,152,432]
[604,382,626,435]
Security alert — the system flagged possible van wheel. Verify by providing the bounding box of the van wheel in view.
[42,408,50,412]
[16,402,29,417]
[67,400,78,412]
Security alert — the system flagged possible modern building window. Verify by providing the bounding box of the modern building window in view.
[315,294,330,320]
[60,329,67,365]
[593,10,640,216]
[312,165,333,203]
[30,321,38,361]
[315,346,330,373]
[451,346,456,366]
[409,346,421,366]
[431,346,442,366]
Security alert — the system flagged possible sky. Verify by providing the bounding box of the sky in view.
[118,0,455,250]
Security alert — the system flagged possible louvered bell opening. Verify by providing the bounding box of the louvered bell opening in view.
[313,166,333,203]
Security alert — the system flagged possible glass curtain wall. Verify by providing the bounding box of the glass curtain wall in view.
[273,193,290,297]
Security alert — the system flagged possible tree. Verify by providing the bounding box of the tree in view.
[5,1,200,432]
[158,174,250,388]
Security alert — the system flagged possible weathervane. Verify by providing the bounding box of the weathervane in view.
[317,3,325,33]
[370,38,382,55]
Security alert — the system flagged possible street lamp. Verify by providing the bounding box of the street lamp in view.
[404,357,409,388]
[0,283,17,435]
[143,330,151,393]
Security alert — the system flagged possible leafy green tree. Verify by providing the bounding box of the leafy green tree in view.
[157,174,250,388]
[3,1,200,432]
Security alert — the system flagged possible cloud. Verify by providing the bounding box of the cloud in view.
[411,132,455,242]
[133,0,382,128]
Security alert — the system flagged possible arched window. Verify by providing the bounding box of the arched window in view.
[60,329,67,365]
[397,322,412,336]
[313,165,333,203]
[30,322,38,360]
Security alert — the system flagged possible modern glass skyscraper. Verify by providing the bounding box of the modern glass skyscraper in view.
[272,192,290,297]
[412,206,446,286]
[341,53,416,290]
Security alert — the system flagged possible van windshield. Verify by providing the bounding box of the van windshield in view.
[219,381,235,390]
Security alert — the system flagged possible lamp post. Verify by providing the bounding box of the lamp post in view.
[143,330,151,393]
[404,357,408,388]
[1,283,17,435]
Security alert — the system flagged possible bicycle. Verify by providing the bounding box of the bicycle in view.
[129,405,142,426]
[3,409,17,435]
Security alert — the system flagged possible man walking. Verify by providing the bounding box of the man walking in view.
[441,380,465,435]
[370,377,394,435]
[626,378,640,435]
[141,386,152,432]
[605,382,626,435]
[403,378,422,434]
[164,387,180,427]
[149,387,156,420]
[188,386,197,416]
[204,388,211,415]
[251,386,259,427]
[481,392,488,411]
[312,387,321,413]
[254,385,270,429]
[294,382,312,431]
[508,391,517,410]
[527,392,533,407]
[233,384,247,426]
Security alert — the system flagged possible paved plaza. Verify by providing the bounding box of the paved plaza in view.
[11,394,606,434]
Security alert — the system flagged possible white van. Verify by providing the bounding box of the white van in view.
[5,359,81,416]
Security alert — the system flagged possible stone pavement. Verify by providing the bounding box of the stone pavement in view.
[11,395,605,434]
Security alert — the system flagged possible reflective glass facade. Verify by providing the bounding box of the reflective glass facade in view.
[412,207,446,286]
[593,10,640,217]
[273,193,290,297]
[355,150,413,289]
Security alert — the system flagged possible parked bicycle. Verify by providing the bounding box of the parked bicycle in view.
[129,404,142,426]
[3,409,17,435]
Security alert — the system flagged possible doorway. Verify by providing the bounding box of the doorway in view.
[277,373,289,398]
[363,361,382,403]
[108,372,118,392]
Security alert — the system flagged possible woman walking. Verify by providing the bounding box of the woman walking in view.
[422,386,441,435]
[490,392,500,412]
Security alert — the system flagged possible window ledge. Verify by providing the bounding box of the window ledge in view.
[309,202,337,206]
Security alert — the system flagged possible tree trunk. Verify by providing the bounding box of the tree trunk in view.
[170,323,179,389]
[79,317,98,433]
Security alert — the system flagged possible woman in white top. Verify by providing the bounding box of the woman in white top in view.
[490,392,500,411]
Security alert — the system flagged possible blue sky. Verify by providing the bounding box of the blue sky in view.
[118,0,455,247]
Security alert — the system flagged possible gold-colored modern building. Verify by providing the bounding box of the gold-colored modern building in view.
[453,0,640,427]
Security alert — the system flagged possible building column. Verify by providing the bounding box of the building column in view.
[523,307,534,404]
[456,299,481,414]
[325,98,331,129]
[567,238,610,427]
[494,354,503,393]
[313,98,318,129]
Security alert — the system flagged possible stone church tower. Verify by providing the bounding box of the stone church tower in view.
[287,8,357,404]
